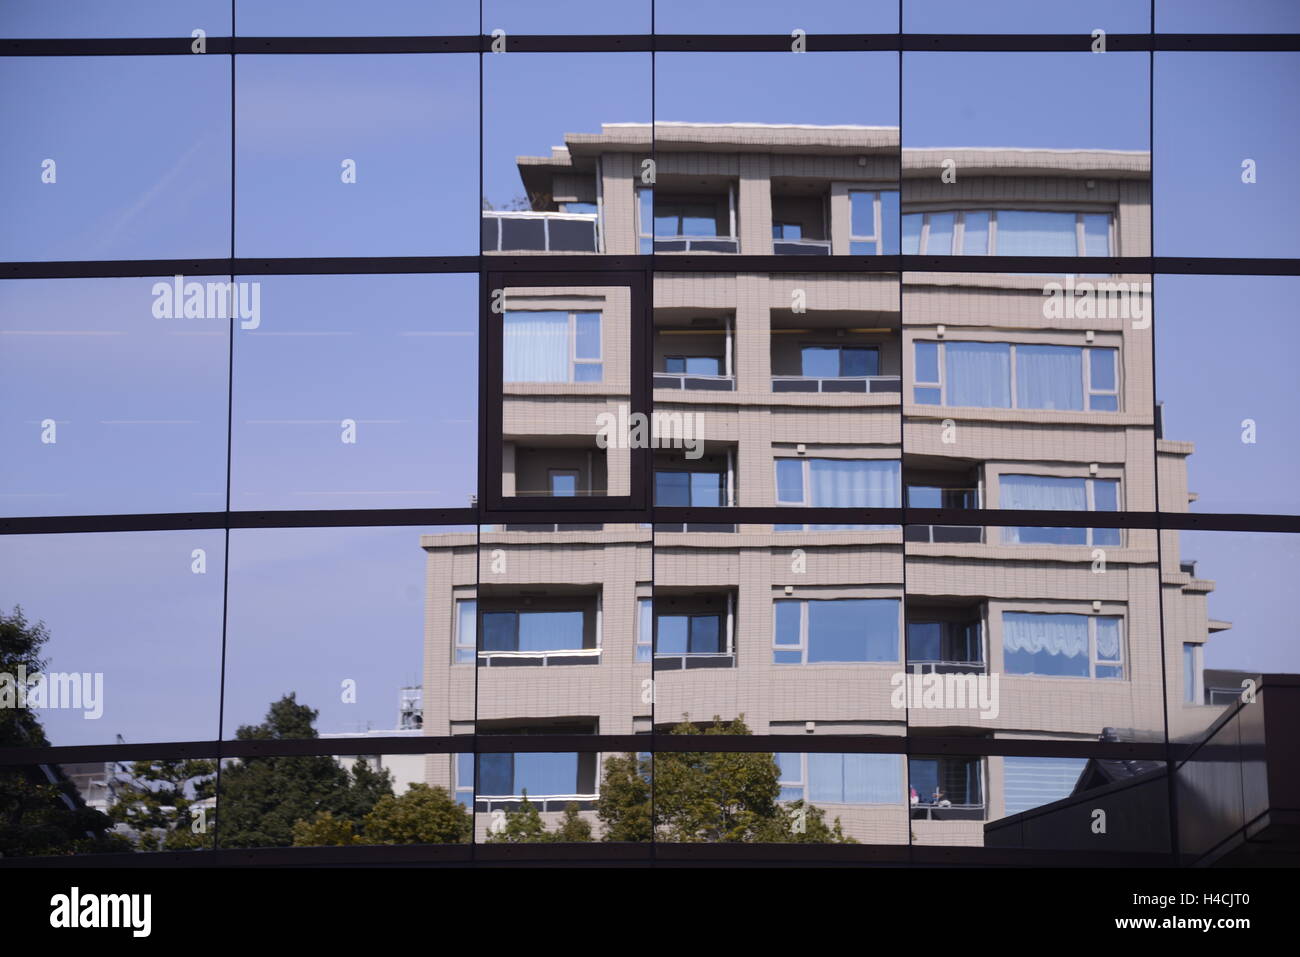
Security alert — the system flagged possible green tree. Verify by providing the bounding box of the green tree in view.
[485,792,552,843]
[216,694,393,848]
[551,802,593,842]
[595,751,653,843]
[107,758,218,851]
[601,716,857,844]
[0,606,124,856]
[361,783,471,845]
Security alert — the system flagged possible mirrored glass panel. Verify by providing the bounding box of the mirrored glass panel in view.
[230,274,477,511]
[236,54,478,257]
[0,531,225,747]
[0,56,231,261]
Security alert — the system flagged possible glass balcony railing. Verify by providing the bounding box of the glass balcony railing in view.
[772,375,902,394]
[482,210,598,252]
[654,372,736,391]
[653,235,739,253]
[904,524,984,544]
[905,658,988,675]
[773,238,832,255]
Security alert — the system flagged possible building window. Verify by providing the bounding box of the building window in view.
[657,612,723,655]
[774,458,900,508]
[548,469,580,497]
[503,310,601,383]
[481,609,589,652]
[912,340,1119,411]
[849,189,900,255]
[1002,611,1124,679]
[777,752,904,804]
[800,345,880,378]
[1184,642,1203,704]
[655,469,724,506]
[909,757,984,810]
[902,210,1111,256]
[665,355,722,376]
[477,752,597,800]
[773,598,900,664]
[636,598,653,662]
[906,620,984,669]
[454,752,474,807]
[1002,756,1088,816]
[999,474,1121,546]
[454,599,477,664]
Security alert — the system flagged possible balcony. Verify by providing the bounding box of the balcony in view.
[478,648,600,667]
[910,802,987,822]
[772,374,901,394]
[653,652,736,671]
[904,524,984,544]
[906,658,988,675]
[654,372,736,391]
[653,235,739,253]
[773,238,831,256]
[482,210,598,252]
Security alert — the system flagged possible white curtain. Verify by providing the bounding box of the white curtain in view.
[808,754,903,805]
[1016,345,1083,410]
[1000,475,1087,511]
[1003,612,1088,665]
[946,342,1011,408]
[809,459,900,508]
[1095,617,1121,661]
[1000,475,1088,544]
[504,312,568,382]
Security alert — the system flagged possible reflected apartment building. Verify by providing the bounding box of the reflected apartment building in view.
[422,123,1227,844]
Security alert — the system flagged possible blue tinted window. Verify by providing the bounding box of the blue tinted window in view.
[574,312,600,359]
[914,341,939,382]
[776,459,804,504]
[656,615,688,655]
[807,599,898,663]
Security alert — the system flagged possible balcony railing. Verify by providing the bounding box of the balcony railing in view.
[905,525,985,544]
[906,659,988,675]
[654,236,740,253]
[477,794,599,813]
[910,803,986,821]
[773,238,832,255]
[482,211,598,252]
[653,652,736,671]
[654,372,736,391]
[478,649,600,667]
[772,375,902,394]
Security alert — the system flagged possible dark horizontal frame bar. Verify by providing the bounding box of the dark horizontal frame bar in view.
[0,733,1169,766]
[5,507,1299,536]
[6,256,1300,280]
[5,34,1299,57]
[0,841,1174,868]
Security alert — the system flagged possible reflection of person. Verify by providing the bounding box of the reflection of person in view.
[909,785,919,807]
[931,787,946,806]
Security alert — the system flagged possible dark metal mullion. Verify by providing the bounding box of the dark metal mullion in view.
[8,256,1300,280]
[6,506,1300,536]
[6,35,1300,57]
[0,732,1170,765]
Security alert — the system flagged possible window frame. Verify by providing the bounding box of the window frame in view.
[912,340,1121,412]
[772,597,902,665]
[998,473,1123,547]
[902,208,1114,256]
[502,308,603,385]
[1001,610,1126,680]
